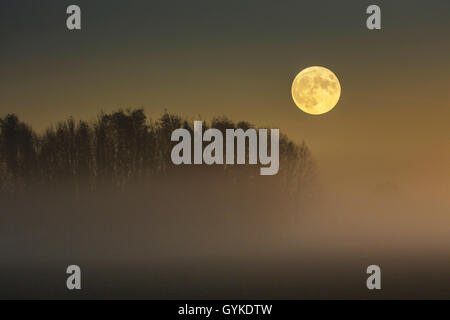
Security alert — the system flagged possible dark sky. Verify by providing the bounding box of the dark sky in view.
[1,0,449,192]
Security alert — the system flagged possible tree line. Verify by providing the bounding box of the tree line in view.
[0,109,317,197]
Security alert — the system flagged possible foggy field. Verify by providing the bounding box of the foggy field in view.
[1,180,449,299]
[0,110,448,299]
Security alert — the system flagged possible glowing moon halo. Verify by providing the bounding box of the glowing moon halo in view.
[291,66,341,115]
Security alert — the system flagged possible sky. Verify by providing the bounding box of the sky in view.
[1,0,449,194]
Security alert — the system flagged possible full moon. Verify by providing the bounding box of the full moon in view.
[291,66,341,115]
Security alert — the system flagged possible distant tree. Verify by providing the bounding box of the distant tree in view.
[0,114,37,187]
[154,111,183,172]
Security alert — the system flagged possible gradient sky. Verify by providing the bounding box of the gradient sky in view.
[1,0,449,194]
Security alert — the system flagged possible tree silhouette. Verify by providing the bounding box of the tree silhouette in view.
[0,114,37,189]
[0,109,317,199]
